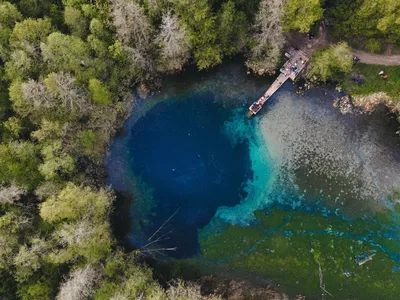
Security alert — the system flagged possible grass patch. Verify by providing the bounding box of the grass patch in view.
[344,63,400,99]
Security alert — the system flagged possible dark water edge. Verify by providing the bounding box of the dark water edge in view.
[107,58,400,298]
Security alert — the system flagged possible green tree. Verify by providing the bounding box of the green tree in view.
[308,42,353,82]
[0,141,42,189]
[0,211,30,270]
[283,0,323,32]
[218,1,247,56]
[356,0,400,41]
[64,6,88,38]
[13,238,49,283]
[88,78,112,105]
[5,50,33,80]
[10,18,53,58]
[38,140,75,181]
[41,32,90,77]
[39,183,113,223]
[327,0,400,44]
[173,0,222,69]
[0,2,22,61]
[40,183,114,263]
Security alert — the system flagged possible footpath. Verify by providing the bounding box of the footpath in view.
[351,50,400,66]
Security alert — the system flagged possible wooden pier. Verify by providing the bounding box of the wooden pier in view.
[248,48,309,117]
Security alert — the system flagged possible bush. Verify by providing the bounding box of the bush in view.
[365,39,382,53]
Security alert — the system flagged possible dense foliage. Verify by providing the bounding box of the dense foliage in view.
[308,42,353,82]
[325,0,400,51]
[0,0,398,299]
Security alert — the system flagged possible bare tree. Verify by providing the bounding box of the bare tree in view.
[110,0,153,49]
[156,12,190,72]
[57,265,100,300]
[167,280,222,300]
[124,46,155,76]
[0,184,26,205]
[58,219,95,246]
[21,79,54,110]
[45,72,91,116]
[247,0,286,75]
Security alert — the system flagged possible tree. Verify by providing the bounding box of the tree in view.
[52,219,112,263]
[10,18,53,59]
[40,184,114,263]
[0,211,30,269]
[218,1,247,57]
[0,184,26,205]
[0,2,22,28]
[13,238,49,283]
[0,141,42,189]
[109,0,155,77]
[40,183,113,223]
[327,0,400,43]
[0,2,22,61]
[283,0,323,32]
[308,42,353,82]
[5,50,33,80]
[172,0,222,69]
[10,75,90,121]
[110,0,153,49]
[64,7,88,38]
[156,12,190,72]
[88,79,112,105]
[3,116,23,138]
[247,0,285,75]
[31,119,62,142]
[356,0,400,41]
[44,72,91,116]
[95,252,165,300]
[57,265,100,300]
[38,140,75,181]
[41,32,90,76]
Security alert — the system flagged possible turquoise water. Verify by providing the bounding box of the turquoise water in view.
[107,61,400,297]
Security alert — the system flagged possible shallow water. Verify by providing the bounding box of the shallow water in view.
[107,60,400,298]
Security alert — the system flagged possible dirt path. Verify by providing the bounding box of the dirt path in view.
[289,25,400,66]
[351,50,400,66]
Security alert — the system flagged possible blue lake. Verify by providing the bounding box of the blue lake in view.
[107,61,400,297]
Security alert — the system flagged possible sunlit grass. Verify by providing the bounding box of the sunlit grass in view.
[344,63,400,99]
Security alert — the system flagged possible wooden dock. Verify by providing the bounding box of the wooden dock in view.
[248,48,309,117]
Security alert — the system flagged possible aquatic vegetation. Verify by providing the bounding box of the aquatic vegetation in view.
[199,206,400,298]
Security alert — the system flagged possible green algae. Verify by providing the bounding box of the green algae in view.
[199,207,400,298]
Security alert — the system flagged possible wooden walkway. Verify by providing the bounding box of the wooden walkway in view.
[248,48,309,116]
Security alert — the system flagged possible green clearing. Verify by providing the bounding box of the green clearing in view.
[344,63,400,99]
[199,206,400,298]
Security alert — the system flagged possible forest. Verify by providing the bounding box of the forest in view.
[0,0,399,299]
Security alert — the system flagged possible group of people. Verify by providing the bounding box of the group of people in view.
[286,59,304,77]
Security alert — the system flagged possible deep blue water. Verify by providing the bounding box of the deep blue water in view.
[110,93,252,257]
